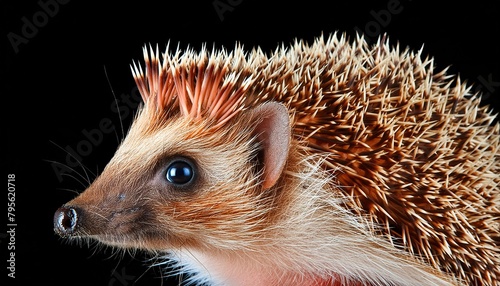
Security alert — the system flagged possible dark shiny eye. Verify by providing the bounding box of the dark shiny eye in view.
[166,160,195,185]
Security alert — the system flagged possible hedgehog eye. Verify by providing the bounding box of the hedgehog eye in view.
[165,159,195,186]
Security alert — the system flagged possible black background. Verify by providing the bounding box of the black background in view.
[3,1,499,286]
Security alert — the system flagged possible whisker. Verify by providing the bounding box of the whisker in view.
[44,159,92,188]
[48,140,95,183]
[54,187,81,196]
[103,65,126,142]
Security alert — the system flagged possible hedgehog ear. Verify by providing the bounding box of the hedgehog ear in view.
[249,102,291,190]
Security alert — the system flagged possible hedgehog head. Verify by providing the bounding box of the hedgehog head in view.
[53,45,293,253]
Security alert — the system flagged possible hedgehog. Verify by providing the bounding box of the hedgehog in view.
[53,33,499,286]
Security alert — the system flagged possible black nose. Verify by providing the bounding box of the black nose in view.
[54,206,80,236]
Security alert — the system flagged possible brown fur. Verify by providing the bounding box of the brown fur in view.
[55,33,499,285]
